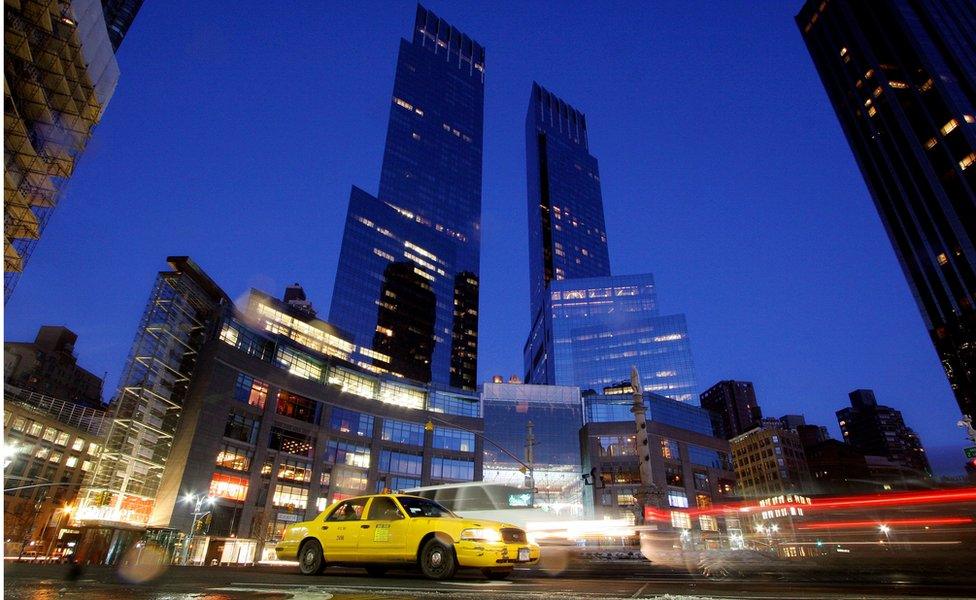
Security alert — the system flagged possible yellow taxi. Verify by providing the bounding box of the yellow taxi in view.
[275,493,540,580]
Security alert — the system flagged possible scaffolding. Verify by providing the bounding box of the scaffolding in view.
[4,0,119,300]
[77,258,228,526]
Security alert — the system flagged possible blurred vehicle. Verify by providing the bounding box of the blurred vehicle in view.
[275,493,540,580]
[405,482,634,544]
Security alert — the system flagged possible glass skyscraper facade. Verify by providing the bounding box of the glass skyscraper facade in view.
[525,83,611,322]
[797,0,976,418]
[525,274,698,402]
[5,0,144,300]
[521,85,697,401]
[330,5,485,390]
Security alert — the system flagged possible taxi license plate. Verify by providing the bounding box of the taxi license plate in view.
[517,547,530,562]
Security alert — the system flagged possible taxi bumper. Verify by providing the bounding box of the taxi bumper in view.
[454,540,541,567]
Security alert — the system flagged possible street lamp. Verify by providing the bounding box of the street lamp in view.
[180,493,215,566]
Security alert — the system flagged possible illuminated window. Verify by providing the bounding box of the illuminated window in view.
[660,438,680,460]
[965,115,975,124]
[324,440,371,468]
[328,367,377,399]
[699,515,718,531]
[268,426,314,458]
[329,408,374,437]
[393,97,414,111]
[668,490,689,508]
[233,374,269,409]
[333,466,368,491]
[925,137,938,150]
[378,382,425,410]
[65,456,78,468]
[275,346,324,382]
[276,390,320,424]
[71,438,85,451]
[272,483,308,509]
[81,461,92,471]
[277,458,312,483]
[666,466,684,487]
[959,152,976,171]
[888,81,908,89]
[49,451,62,464]
[696,493,712,509]
[215,444,253,472]
[42,428,58,442]
[941,118,959,135]
[210,473,249,502]
[670,511,691,529]
[867,106,877,117]
[937,253,949,266]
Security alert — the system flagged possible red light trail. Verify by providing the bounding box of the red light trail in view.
[798,517,973,530]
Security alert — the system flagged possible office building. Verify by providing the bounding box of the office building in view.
[521,86,697,401]
[525,274,698,402]
[73,257,483,565]
[525,83,611,326]
[330,5,485,390]
[836,389,931,476]
[700,380,763,439]
[580,393,738,546]
[729,421,813,500]
[3,384,108,558]
[4,0,143,299]
[4,325,104,407]
[778,414,831,449]
[797,0,976,418]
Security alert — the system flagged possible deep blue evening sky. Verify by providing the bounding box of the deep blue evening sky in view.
[4,2,968,474]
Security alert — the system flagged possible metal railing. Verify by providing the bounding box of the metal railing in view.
[4,384,108,437]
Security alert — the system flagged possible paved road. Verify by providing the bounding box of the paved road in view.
[4,563,974,600]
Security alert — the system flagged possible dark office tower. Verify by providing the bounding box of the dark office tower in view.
[372,261,437,383]
[283,283,316,319]
[525,83,611,325]
[4,0,144,301]
[100,0,144,50]
[797,1,976,418]
[836,389,931,476]
[329,5,485,390]
[699,380,763,440]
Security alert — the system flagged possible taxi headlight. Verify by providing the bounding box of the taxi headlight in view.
[460,528,503,543]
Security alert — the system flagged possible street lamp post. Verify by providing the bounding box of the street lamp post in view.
[180,493,214,566]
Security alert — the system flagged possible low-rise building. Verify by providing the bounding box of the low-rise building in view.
[579,392,738,548]
[3,385,107,557]
[4,326,104,408]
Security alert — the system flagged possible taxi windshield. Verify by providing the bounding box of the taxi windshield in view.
[396,496,456,518]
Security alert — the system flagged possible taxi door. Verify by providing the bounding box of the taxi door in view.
[319,497,368,561]
[356,496,409,561]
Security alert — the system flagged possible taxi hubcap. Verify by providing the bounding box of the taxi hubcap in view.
[304,550,315,565]
[430,550,442,567]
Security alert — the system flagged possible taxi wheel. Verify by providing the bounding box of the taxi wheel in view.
[298,540,325,575]
[483,568,512,580]
[419,538,457,580]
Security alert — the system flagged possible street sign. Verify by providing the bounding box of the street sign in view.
[964,446,976,459]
